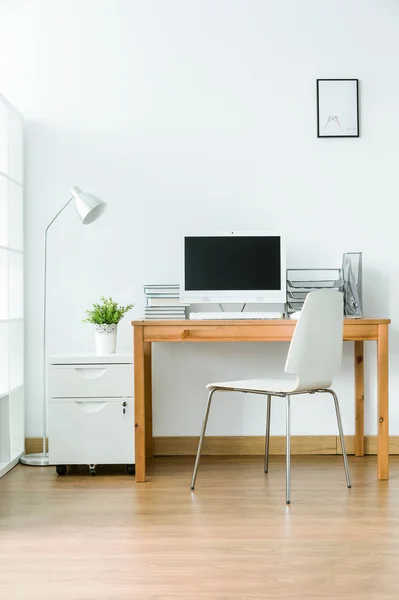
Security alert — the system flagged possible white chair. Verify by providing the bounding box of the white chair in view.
[190,290,351,503]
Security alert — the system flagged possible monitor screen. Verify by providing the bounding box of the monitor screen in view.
[184,235,281,291]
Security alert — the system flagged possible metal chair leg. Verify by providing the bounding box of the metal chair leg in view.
[286,395,291,504]
[329,389,351,488]
[191,389,216,490]
[264,395,272,473]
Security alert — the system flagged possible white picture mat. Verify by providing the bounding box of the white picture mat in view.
[318,80,358,136]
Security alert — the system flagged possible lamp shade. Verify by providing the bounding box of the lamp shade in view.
[71,186,107,225]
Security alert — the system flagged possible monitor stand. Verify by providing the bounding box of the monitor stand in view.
[219,303,247,313]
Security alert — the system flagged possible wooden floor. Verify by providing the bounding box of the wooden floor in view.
[1,456,399,599]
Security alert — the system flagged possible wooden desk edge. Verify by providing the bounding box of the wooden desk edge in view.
[132,318,391,326]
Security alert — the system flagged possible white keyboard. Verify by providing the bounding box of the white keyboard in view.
[189,311,283,320]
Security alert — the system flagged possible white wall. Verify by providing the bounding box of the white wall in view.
[0,0,398,438]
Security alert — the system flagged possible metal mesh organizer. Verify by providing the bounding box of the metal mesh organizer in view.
[286,253,362,318]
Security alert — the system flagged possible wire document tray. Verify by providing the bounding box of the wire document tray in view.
[286,254,362,318]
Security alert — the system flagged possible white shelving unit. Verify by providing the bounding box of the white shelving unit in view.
[0,93,24,478]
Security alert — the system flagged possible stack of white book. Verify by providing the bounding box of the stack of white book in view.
[144,284,188,320]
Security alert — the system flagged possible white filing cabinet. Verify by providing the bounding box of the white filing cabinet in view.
[48,353,135,476]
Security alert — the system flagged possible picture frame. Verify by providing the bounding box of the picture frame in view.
[316,79,359,138]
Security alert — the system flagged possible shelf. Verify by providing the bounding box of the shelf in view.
[8,180,23,251]
[0,176,7,246]
[0,323,9,394]
[0,94,24,480]
[0,450,23,478]
[0,385,23,401]
[0,172,23,188]
[9,252,23,318]
[8,110,23,185]
[0,245,24,254]
[0,102,7,174]
[0,250,7,319]
[10,321,23,388]
[0,318,23,324]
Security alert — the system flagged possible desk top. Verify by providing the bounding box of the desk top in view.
[132,318,390,326]
[132,318,390,343]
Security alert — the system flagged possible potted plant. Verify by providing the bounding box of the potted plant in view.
[84,297,134,355]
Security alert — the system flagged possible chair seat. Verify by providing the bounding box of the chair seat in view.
[207,373,300,395]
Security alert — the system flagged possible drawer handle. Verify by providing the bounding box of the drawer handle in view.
[74,401,107,413]
[74,368,107,380]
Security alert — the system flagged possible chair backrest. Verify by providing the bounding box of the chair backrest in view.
[285,290,344,390]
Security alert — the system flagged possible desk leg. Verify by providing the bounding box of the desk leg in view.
[144,342,153,458]
[134,326,146,483]
[377,324,389,480]
[354,341,365,457]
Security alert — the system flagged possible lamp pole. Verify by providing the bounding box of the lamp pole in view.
[42,197,74,460]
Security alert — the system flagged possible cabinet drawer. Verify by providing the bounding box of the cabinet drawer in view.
[48,398,134,465]
[48,364,133,398]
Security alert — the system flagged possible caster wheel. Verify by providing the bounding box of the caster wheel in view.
[56,465,67,476]
[127,464,135,475]
[89,465,96,475]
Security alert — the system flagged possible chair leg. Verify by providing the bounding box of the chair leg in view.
[264,395,272,473]
[329,389,352,488]
[286,395,291,504]
[191,389,216,490]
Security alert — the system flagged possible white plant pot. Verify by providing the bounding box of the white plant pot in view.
[95,324,117,355]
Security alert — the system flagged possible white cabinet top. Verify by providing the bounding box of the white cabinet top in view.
[48,353,133,365]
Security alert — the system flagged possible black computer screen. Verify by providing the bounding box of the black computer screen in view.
[184,236,281,291]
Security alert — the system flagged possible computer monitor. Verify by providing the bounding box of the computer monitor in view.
[181,231,286,304]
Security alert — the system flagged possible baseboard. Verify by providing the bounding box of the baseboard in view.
[25,436,399,457]
[337,436,399,455]
[153,435,338,455]
[25,438,48,454]
[154,435,399,456]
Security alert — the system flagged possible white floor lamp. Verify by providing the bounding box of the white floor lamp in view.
[20,186,107,466]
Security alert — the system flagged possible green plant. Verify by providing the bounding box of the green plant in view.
[83,297,134,325]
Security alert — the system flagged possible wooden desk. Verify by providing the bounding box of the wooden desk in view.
[132,318,390,483]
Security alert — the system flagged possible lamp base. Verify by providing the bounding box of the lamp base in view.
[20,453,50,466]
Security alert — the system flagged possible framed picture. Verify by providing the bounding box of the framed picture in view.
[316,79,359,138]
